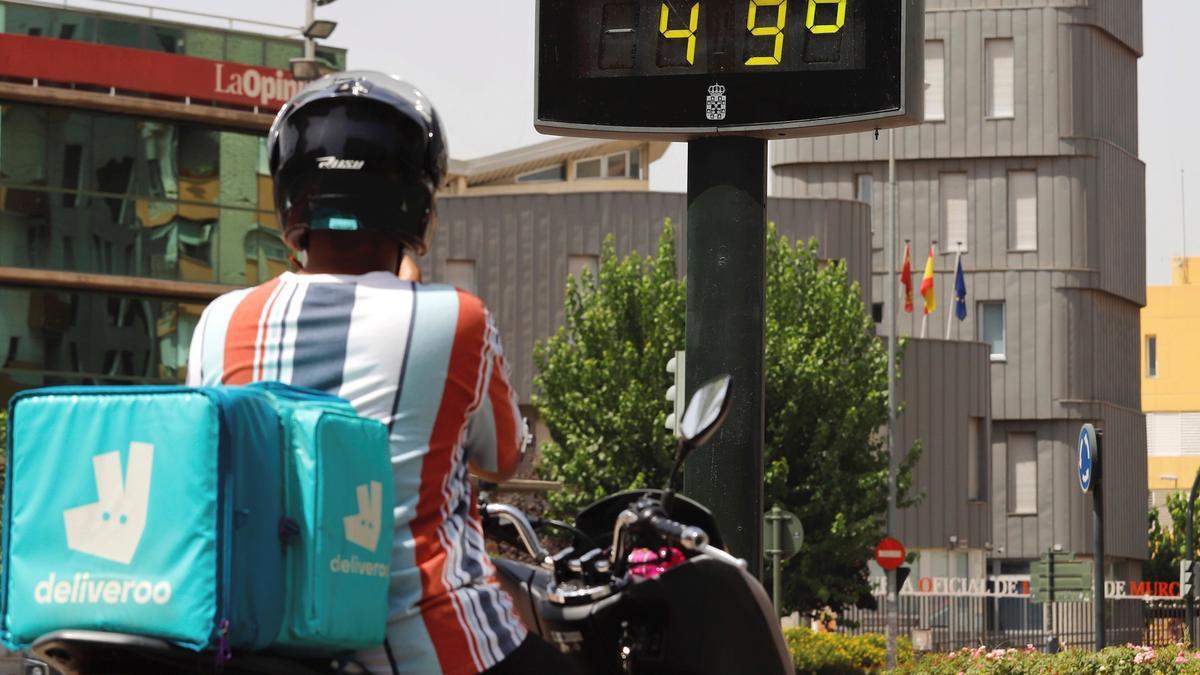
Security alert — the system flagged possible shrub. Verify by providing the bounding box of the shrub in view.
[786,635,1200,674]
[785,628,912,674]
[893,643,1200,675]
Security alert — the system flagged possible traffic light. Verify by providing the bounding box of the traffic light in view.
[665,351,686,437]
[1184,559,1196,599]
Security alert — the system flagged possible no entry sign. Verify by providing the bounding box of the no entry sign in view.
[875,537,906,571]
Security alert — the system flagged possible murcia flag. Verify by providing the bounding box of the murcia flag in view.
[921,246,937,315]
[901,243,914,313]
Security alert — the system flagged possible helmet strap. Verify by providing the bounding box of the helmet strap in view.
[289,249,308,272]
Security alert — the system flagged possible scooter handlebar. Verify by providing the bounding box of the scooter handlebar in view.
[648,515,708,551]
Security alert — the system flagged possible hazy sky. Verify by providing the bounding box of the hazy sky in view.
[87,0,1194,284]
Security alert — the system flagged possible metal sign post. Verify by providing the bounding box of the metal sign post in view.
[1079,423,1104,650]
[875,534,906,667]
[767,508,784,616]
[683,136,766,578]
[1188,470,1200,643]
[764,506,804,615]
[1093,428,1105,651]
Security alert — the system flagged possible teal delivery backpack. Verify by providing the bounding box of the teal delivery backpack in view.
[0,383,393,657]
[251,382,395,653]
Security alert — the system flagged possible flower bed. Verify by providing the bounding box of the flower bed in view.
[894,644,1200,674]
[785,632,1200,674]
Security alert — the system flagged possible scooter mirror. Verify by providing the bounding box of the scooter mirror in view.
[678,375,733,449]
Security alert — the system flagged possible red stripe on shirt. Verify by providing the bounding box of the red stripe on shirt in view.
[487,353,522,477]
[220,278,281,385]
[254,283,286,381]
[414,290,489,674]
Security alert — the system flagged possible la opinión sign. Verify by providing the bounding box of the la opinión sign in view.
[871,575,1183,600]
[213,63,302,108]
[0,33,305,112]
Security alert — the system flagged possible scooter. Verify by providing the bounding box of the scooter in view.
[29,376,792,675]
[482,375,796,675]
[28,632,366,675]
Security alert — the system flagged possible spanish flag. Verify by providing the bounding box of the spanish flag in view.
[921,246,937,315]
[900,244,914,313]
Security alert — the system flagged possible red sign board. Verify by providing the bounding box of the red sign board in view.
[0,33,302,112]
[875,537,906,571]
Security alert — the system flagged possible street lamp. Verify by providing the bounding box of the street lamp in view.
[289,58,322,81]
[303,19,337,39]
[292,0,340,81]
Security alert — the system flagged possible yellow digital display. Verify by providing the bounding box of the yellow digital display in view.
[591,0,863,77]
[537,0,915,137]
[659,2,699,66]
[806,0,847,35]
[744,0,789,67]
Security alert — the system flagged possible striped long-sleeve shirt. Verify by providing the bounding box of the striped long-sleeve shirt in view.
[186,270,527,674]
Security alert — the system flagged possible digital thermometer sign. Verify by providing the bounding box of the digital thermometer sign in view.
[536,0,924,140]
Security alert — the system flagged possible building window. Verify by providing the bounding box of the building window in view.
[855,174,873,204]
[1170,413,1198,455]
[568,254,599,281]
[98,17,142,49]
[517,164,566,183]
[940,173,968,252]
[61,144,84,207]
[1147,335,1157,378]
[871,302,884,324]
[1008,170,1037,251]
[574,150,641,180]
[924,40,945,122]
[1148,413,1179,456]
[980,302,1005,360]
[575,157,602,179]
[995,561,1044,630]
[967,417,986,500]
[146,25,184,53]
[986,39,1015,119]
[1149,412,1200,456]
[444,259,478,295]
[607,152,628,178]
[1007,432,1037,515]
[5,5,52,36]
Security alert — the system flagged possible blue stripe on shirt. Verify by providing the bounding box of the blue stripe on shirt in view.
[291,283,357,392]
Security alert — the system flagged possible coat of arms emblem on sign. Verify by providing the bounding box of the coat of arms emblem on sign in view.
[706,84,727,121]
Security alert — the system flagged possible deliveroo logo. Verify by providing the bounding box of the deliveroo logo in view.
[63,442,155,565]
[343,481,383,553]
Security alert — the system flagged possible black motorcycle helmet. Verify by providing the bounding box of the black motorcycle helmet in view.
[268,70,448,254]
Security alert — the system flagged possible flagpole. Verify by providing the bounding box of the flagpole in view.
[945,250,961,340]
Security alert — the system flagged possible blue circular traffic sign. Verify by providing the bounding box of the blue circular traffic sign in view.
[1078,424,1098,493]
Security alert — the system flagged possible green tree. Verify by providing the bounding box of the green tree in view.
[1146,492,1200,582]
[763,232,920,612]
[534,221,920,615]
[533,220,685,517]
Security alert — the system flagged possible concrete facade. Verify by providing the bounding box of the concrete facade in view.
[428,192,873,401]
[1142,258,1200,527]
[773,0,1147,566]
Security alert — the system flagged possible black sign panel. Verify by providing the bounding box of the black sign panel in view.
[536,0,924,139]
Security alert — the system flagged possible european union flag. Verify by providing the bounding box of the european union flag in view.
[954,255,968,321]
